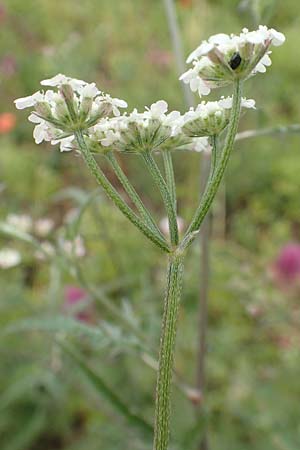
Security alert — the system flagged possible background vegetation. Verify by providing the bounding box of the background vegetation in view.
[1,1,300,449]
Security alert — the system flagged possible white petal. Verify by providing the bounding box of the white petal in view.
[14,92,43,109]
[28,113,43,123]
[260,53,272,66]
[209,33,231,45]
[186,42,213,63]
[80,82,99,98]
[150,100,168,117]
[245,30,265,45]
[218,97,233,109]
[198,80,211,96]
[33,123,47,144]
[241,98,256,109]
[193,137,210,152]
[189,77,200,92]
[113,98,128,108]
[255,62,267,73]
[41,74,68,86]
[270,29,286,46]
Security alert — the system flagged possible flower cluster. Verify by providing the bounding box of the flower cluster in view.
[182,96,256,137]
[180,26,285,96]
[14,26,285,155]
[87,100,184,153]
[0,248,21,269]
[6,213,54,237]
[14,74,127,151]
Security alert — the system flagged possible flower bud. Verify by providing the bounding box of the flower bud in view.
[35,101,53,120]
[60,83,74,103]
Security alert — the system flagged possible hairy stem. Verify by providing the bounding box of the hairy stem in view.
[153,253,184,450]
[142,151,179,247]
[210,135,218,177]
[184,80,243,241]
[74,131,170,253]
[106,151,164,238]
[162,151,177,214]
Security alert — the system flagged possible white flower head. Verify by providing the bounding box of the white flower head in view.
[0,248,21,269]
[34,218,54,237]
[180,25,285,96]
[60,235,86,258]
[182,97,255,137]
[6,214,33,233]
[87,100,183,154]
[14,74,128,153]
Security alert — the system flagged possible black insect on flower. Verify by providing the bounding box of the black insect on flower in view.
[229,52,242,70]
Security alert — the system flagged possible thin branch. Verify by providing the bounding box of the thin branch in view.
[142,151,179,246]
[162,0,195,107]
[235,123,300,141]
[106,151,164,238]
[162,151,177,213]
[74,131,170,253]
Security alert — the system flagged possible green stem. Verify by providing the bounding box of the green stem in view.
[184,80,243,241]
[142,151,179,247]
[106,152,164,239]
[162,151,177,213]
[74,131,170,253]
[210,135,218,177]
[153,253,184,450]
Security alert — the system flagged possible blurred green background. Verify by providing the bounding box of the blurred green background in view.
[1,1,300,449]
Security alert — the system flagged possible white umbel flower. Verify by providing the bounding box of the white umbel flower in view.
[182,97,255,137]
[180,25,285,96]
[34,218,54,237]
[87,100,184,154]
[60,236,86,258]
[14,74,128,151]
[6,214,33,233]
[0,248,21,269]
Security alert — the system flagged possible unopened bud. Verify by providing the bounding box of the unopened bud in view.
[35,101,53,119]
[59,84,77,122]
[60,84,74,102]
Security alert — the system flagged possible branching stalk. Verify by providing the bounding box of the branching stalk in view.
[184,80,243,241]
[106,151,164,238]
[142,151,179,246]
[74,131,170,253]
[162,151,177,213]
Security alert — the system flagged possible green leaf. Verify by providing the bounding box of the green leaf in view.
[60,342,153,438]
[3,315,141,353]
[0,222,37,246]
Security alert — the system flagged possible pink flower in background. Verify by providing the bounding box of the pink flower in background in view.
[0,55,17,76]
[64,285,92,323]
[272,243,300,286]
[0,4,6,22]
[147,48,172,70]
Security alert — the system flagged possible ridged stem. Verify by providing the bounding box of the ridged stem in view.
[142,151,179,247]
[74,131,170,253]
[106,151,164,239]
[162,151,177,213]
[184,80,243,241]
[153,253,184,450]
